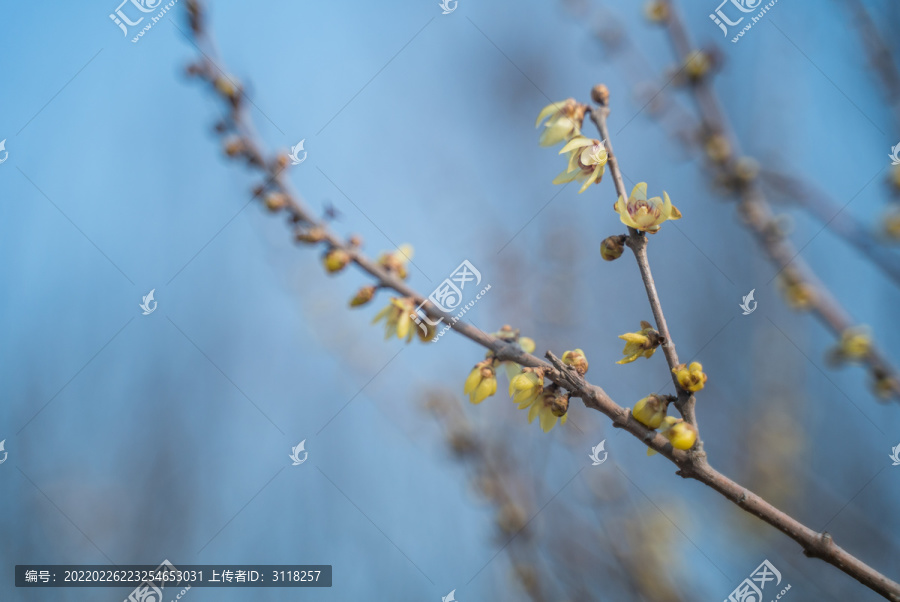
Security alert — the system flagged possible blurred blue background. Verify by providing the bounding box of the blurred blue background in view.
[2,0,900,600]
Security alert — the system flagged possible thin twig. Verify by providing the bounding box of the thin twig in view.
[761,169,900,287]
[590,105,699,431]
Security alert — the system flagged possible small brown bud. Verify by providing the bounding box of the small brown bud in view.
[348,235,363,248]
[550,391,569,417]
[295,226,326,244]
[263,192,287,212]
[600,235,626,261]
[223,137,245,158]
[591,84,610,106]
[350,285,376,307]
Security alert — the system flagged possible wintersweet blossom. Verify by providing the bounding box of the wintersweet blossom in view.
[535,99,585,147]
[554,136,609,193]
[614,182,681,233]
[464,361,498,405]
[617,321,662,364]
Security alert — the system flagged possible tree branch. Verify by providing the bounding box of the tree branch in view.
[658,0,900,402]
[181,1,900,597]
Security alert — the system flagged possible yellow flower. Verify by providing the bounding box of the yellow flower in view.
[632,394,667,429]
[323,248,351,273]
[377,244,414,280]
[644,0,669,22]
[617,321,662,364]
[535,99,586,147]
[561,348,589,375]
[672,361,707,392]
[554,136,609,193]
[659,416,698,450]
[509,369,544,409]
[600,235,626,261]
[828,327,871,365]
[614,182,681,233]
[464,361,498,404]
[371,297,416,342]
[526,389,569,432]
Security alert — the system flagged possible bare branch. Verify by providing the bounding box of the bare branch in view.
[181,1,900,597]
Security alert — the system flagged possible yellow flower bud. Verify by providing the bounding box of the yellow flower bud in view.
[464,362,497,405]
[518,336,535,354]
[632,394,667,429]
[535,99,586,147]
[377,244,414,280]
[323,248,351,273]
[883,206,900,241]
[562,349,589,375]
[600,235,626,261]
[828,327,871,365]
[349,285,376,307]
[263,192,288,212]
[779,273,816,310]
[659,416,698,450]
[685,50,712,81]
[509,370,543,408]
[672,361,707,392]
[214,75,239,99]
[644,0,669,22]
[295,226,326,244]
[223,137,245,157]
[704,133,731,164]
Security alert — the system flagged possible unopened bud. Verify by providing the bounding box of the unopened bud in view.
[600,235,626,261]
[323,248,350,273]
[562,348,589,375]
[295,226,326,244]
[263,192,288,212]
[350,285,376,307]
[591,84,610,106]
[632,394,667,429]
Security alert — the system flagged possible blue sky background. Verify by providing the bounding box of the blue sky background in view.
[2,0,900,600]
